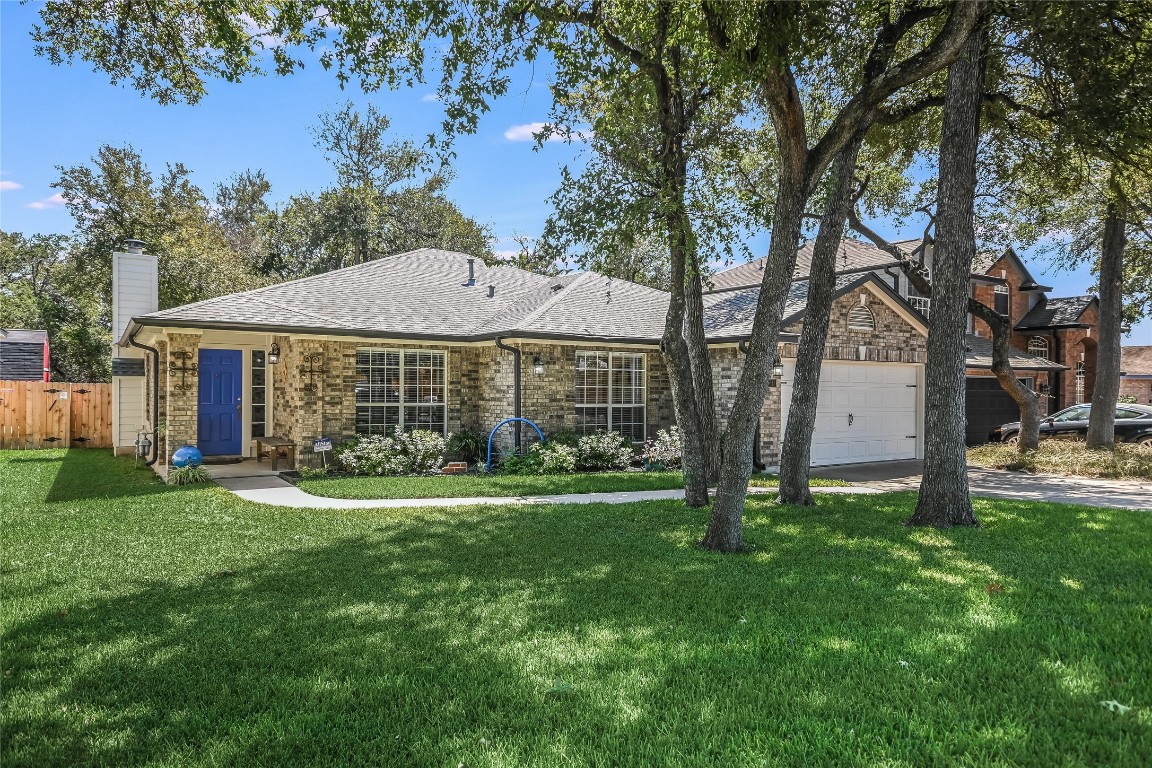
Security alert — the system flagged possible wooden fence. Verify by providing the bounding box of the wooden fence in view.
[0,381,112,450]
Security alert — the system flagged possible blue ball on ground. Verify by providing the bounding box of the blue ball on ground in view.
[171,446,203,468]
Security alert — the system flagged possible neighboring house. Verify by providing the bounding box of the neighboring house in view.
[708,239,1078,444]
[0,330,50,381]
[1120,346,1152,405]
[112,245,931,469]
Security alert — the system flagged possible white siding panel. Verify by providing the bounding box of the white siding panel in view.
[112,252,158,341]
[114,376,146,447]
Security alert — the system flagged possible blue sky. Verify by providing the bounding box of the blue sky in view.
[1,2,1147,343]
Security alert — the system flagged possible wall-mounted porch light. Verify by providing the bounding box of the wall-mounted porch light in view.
[533,355,545,376]
[771,354,784,379]
[268,343,281,365]
[1038,382,1050,395]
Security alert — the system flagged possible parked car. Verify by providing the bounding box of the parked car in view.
[989,403,1152,446]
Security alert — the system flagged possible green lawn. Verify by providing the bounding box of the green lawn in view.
[297,470,849,499]
[3,450,1150,767]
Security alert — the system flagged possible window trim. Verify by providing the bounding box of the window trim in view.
[355,347,449,436]
[994,284,1010,316]
[574,350,647,442]
[1027,336,1049,360]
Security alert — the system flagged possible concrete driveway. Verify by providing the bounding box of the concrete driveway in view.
[811,460,1152,511]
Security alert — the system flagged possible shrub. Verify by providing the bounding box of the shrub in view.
[575,431,635,471]
[167,464,211,485]
[446,428,484,464]
[501,448,545,475]
[643,426,682,469]
[298,465,331,480]
[538,442,578,474]
[335,430,447,476]
[546,429,582,447]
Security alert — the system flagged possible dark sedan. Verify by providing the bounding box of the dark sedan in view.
[989,403,1152,446]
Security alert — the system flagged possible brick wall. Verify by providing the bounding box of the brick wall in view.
[781,289,928,364]
[1120,377,1152,405]
[164,332,200,460]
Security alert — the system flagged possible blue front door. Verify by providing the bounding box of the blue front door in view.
[198,349,244,455]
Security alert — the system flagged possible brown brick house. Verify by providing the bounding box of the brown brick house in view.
[1120,346,1152,405]
[113,246,930,470]
[712,239,1084,444]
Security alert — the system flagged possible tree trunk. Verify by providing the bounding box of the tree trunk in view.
[907,26,984,528]
[653,45,710,507]
[1087,171,1126,450]
[778,136,864,505]
[703,172,809,551]
[969,298,1042,451]
[685,263,720,482]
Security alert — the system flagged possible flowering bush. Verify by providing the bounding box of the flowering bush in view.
[335,430,447,476]
[642,426,682,469]
[575,431,635,471]
[538,442,578,474]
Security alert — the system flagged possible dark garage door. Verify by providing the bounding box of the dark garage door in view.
[965,377,1032,446]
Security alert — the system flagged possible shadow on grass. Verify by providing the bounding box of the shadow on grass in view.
[41,449,167,503]
[4,488,1150,766]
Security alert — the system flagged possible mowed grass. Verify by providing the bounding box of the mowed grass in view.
[297,470,849,499]
[2,450,1150,767]
[968,440,1152,480]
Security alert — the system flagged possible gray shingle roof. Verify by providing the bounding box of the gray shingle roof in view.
[702,273,898,339]
[708,238,921,293]
[1015,296,1095,329]
[1,329,48,344]
[134,248,670,343]
[964,335,1066,371]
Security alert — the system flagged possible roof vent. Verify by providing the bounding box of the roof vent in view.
[123,238,147,254]
[466,258,476,287]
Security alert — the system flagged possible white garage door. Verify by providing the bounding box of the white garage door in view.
[780,361,920,466]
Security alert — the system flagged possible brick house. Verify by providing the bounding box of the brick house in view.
[112,245,931,469]
[710,239,1083,444]
[1120,346,1152,405]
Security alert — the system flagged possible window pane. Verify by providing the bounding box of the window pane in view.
[252,423,265,438]
[252,405,265,424]
[356,404,400,435]
[252,350,265,368]
[611,406,645,442]
[252,368,266,387]
[575,406,609,434]
[403,404,446,433]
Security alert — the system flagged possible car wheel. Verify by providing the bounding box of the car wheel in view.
[1003,432,1020,445]
[1137,436,1152,451]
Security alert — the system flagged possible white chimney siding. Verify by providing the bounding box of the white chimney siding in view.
[111,249,159,452]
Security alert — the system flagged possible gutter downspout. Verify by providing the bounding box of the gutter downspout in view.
[494,337,522,448]
[126,326,160,466]
[738,339,767,471]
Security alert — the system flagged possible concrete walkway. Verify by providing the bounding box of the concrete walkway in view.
[214,475,883,509]
[812,460,1152,511]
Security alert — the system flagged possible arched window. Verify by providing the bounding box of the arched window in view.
[1075,361,1086,402]
[1028,336,1049,360]
[847,305,876,331]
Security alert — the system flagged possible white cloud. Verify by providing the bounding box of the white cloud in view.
[421,92,441,103]
[503,122,561,142]
[27,192,65,210]
[493,249,521,260]
[0,180,22,191]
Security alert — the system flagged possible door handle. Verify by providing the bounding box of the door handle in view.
[848,413,854,426]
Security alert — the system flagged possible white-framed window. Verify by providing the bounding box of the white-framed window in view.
[1027,336,1049,360]
[251,350,267,438]
[994,284,1010,315]
[847,305,876,331]
[575,351,646,441]
[1075,360,1086,402]
[355,348,447,435]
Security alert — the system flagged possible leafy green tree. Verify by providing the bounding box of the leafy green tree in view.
[273,104,493,275]
[0,231,107,380]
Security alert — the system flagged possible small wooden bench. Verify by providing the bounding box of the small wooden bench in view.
[255,437,297,470]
